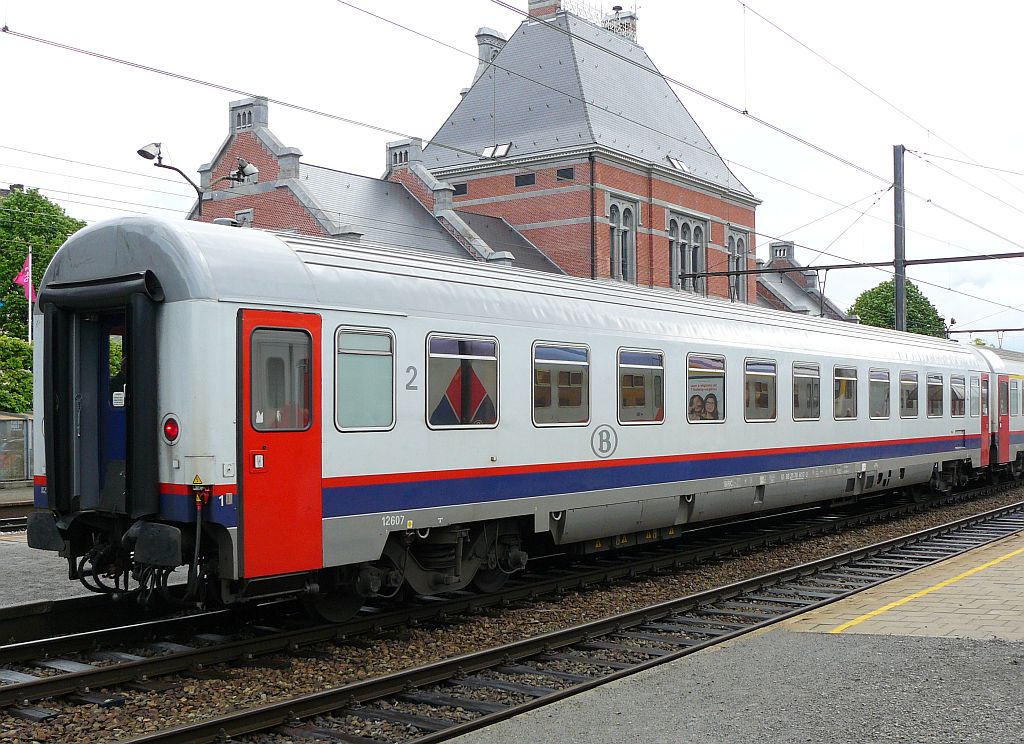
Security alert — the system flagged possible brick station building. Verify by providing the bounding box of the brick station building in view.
[189,0,850,314]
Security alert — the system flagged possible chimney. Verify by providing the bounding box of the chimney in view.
[528,0,561,20]
[769,241,796,263]
[602,6,638,42]
[472,27,507,85]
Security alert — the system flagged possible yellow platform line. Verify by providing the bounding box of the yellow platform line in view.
[829,542,1024,634]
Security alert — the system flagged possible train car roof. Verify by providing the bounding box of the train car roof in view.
[43,215,987,368]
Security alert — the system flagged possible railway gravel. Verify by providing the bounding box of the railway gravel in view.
[2,488,1022,742]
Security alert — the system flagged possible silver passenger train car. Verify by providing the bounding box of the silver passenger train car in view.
[27,216,1024,616]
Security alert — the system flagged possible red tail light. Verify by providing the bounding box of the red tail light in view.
[163,417,180,443]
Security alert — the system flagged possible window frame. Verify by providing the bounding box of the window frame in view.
[425,332,500,431]
[743,357,777,423]
[334,326,396,433]
[927,373,944,418]
[617,347,666,426]
[531,341,591,429]
[514,173,536,188]
[687,352,726,424]
[792,361,821,422]
[970,375,981,417]
[868,368,891,420]
[833,365,858,420]
[899,370,919,419]
[555,167,576,182]
[249,326,314,433]
[950,374,966,418]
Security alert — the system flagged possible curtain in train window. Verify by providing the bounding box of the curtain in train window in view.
[900,371,919,418]
[833,367,857,419]
[744,359,776,421]
[792,362,820,421]
[869,369,890,419]
[1011,380,1020,417]
[618,349,664,423]
[951,375,966,417]
[427,337,498,427]
[927,374,944,417]
[970,376,981,417]
[533,344,589,425]
[336,330,394,430]
[687,354,725,422]
[251,328,312,431]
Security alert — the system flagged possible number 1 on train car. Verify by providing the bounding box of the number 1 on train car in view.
[239,309,323,577]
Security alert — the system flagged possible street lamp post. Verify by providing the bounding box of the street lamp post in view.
[137,143,258,220]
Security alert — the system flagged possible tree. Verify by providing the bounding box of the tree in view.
[0,335,32,413]
[0,187,85,339]
[847,279,946,338]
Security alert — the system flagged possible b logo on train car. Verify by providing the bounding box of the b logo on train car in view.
[591,425,617,458]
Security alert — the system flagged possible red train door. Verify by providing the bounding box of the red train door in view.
[997,375,1011,464]
[980,373,990,467]
[239,309,322,578]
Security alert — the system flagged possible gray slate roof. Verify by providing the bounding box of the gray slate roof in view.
[296,164,470,259]
[454,210,564,274]
[425,12,753,198]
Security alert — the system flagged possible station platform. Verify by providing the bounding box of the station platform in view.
[452,531,1024,744]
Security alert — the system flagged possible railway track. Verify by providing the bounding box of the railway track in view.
[0,483,1016,722]
[126,500,1024,744]
[0,500,32,533]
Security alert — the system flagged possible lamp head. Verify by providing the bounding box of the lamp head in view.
[236,158,259,178]
[137,142,162,161]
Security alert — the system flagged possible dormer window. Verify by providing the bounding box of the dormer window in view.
[481,142,512,158]
[667,156,690,173]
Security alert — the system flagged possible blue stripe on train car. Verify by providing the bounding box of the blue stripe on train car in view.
[34,485,47,508]
[321,436,982,519]
[159,492,239,528]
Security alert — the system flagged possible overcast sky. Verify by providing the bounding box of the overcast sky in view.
[2,0,1023,350]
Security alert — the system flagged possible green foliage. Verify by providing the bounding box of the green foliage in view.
[0,335,33,413]
[847,279,946,338]
[0,188,85,339]
[109,337,123,377]
[971,338,990,347]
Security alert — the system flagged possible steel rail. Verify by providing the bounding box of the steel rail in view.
[0,483,1012,711]
[123,499,1024,744]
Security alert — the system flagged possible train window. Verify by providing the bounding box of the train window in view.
[618,349,665,424]
[869,369,890,419]
[336,329,395,431]
[744,359,776,422]
[927,374,944,417]
[833,367,857,419]
[533,343,590,426]
[970,376,980,417]
[899,371,919,418]
[982,381,989,417]
[792,362,820,421]
[687,354,725,422]
[250,328,312,431]
[1011,380,1019,417]
[427,336,498,428]
[999,379,1009,417]
[951,375,966,417]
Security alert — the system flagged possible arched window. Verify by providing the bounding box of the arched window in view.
[621,208,635,283]
[668,220,680,289]
[236,112,242,129]
[609,205,621,279]
[691,225,704,295]
[727,231,749,302]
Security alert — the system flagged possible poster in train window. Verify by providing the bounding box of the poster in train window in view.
[869,369,890,419]
[900,371,919,418]
[618,349,664,424]
[951,375,966,417]
[743,359,776,422]
[533,344,589,426]
[792,362,820,420]
[687,354,725,422]
[833,366,858,419]
[427,336,498,428]
[928,374,944,418]
[336,330,394,430]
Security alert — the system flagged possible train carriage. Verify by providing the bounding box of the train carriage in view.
[26,216,1024,615]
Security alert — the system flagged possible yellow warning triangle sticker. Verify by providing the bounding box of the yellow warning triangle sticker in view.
[192,474,203,485]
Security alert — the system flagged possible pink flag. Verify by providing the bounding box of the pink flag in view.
[13,254,36,303]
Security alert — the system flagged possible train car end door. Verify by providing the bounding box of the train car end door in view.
[997,374,1011,464]
[239,309,322,578]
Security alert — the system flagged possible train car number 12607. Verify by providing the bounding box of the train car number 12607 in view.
[382,514,406,528]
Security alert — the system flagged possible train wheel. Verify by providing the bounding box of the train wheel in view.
[471,566,509,593]
[301,589,364,624]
